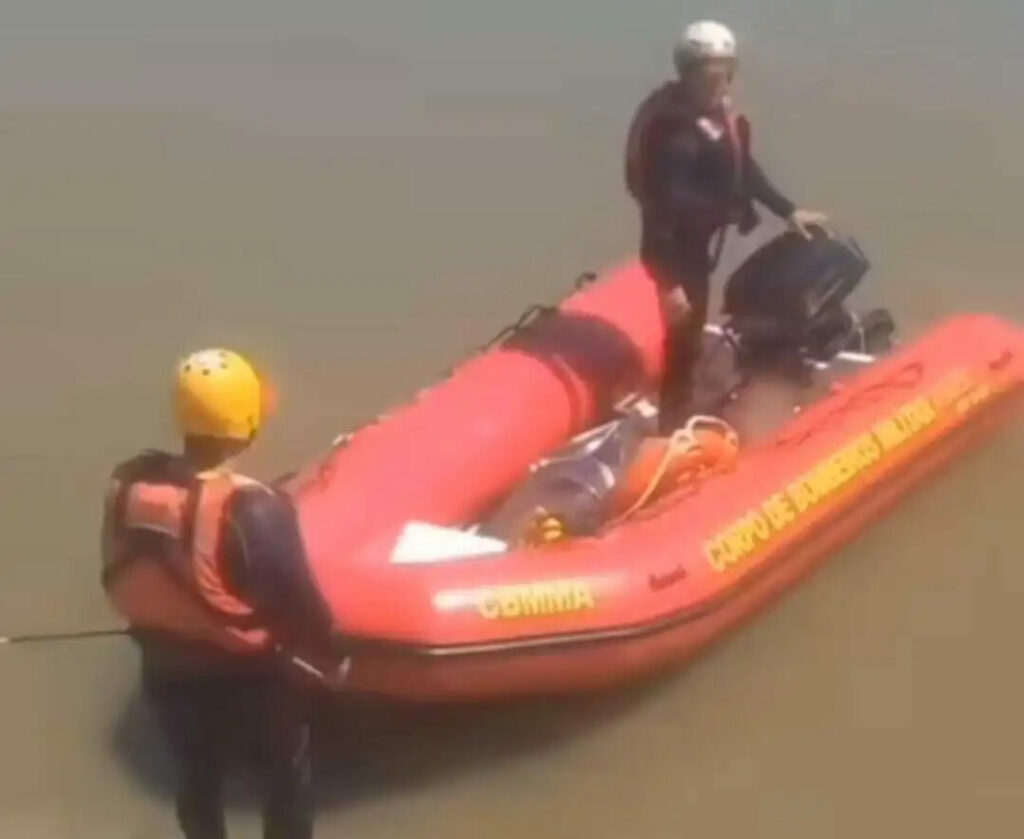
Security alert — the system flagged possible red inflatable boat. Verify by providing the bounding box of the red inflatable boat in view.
[286,244,1024,702]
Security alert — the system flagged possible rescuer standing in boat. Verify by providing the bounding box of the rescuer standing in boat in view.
[625,20,829,432]
[101,349,346,839]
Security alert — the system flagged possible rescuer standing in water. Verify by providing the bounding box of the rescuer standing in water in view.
[625,20,829,431]
[101,348,346,839]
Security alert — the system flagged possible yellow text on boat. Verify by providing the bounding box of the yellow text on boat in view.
[704,391,947,573]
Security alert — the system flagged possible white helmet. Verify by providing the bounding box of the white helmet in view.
[674,20,737,75]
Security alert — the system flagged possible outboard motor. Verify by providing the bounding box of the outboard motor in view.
[721,226,895,366]
[680,227,896,418]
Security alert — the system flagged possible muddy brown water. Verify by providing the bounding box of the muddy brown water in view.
[0,2,1022,836]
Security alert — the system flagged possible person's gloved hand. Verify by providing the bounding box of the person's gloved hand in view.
[279,647,352,691]
[660,285,692,325]
[319,656,352,691]
[787,208,830,239]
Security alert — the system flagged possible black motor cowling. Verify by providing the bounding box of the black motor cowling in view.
[722,226,894,363]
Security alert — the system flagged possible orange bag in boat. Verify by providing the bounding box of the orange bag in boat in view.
[609,417,740,519]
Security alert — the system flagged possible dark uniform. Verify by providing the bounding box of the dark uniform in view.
[625,82,797,430]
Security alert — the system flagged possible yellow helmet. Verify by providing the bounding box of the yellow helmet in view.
[174,348,265,441]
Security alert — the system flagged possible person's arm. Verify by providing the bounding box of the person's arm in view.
[746,156,796,219]
[224,486,335,651]
[747,156,829,238]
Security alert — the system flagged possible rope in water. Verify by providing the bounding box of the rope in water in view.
[0,628,128,646]
[0,629,348,687]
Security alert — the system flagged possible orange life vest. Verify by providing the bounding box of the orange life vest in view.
[101,456,272,653]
